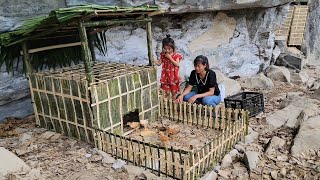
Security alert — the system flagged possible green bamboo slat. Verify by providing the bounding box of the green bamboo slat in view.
[157,145,161,176]
[131,139,136,165]
[148,143,154,173]
[146,19,154,66]
[179,149,183,180]
[138,141,141,166]
[78,21,93,84]
[143,142,147,169]
[164,147,168,177]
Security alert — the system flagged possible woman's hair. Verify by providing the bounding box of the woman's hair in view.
[194,55,210,71]
[162,34,175,52]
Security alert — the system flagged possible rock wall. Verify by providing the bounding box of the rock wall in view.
[0,0,66,32]
[305,0,320,66]
[66,0,291,12]
[96,6,287,79]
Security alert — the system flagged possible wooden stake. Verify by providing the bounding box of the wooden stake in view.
[21,42,33,75]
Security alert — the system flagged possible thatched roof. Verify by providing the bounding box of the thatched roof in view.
[0,5,161,47]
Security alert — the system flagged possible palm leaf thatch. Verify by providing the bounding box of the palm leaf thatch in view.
[0,4,160,73]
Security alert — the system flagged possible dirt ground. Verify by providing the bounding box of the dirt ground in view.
[1,73,319,180]
[127,118,220,151]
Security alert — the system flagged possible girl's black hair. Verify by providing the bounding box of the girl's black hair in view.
[194,55,210,71]
[162,34,175,52]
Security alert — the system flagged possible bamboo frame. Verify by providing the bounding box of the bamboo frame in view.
[93,96,248,179]
[29,63,248,179]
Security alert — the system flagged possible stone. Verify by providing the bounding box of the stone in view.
[124,165,144,176]
[290,71,309,85]
[242,73,274,90]
[234,144,245,153]
[265,65,291,83]
[266,94,319,130]
[0,147,31,177]
[200,170,217,180]
[214,69,241,97]
[41,131,56,139]
[265,136,286,156]
[19,132,32,144]
[26,168,41,179]
[271,170,278,180]
[279,48,305,70]
[229,149,239,158]
[221,154,232,169]
[243,151,259,171]
[311,80,320,91]
[94,149,116,164]
[112,159,126,170]
[14,127,28,134]
[218,170,231,179]
[244,130,259,144]
[304,0,320,66]
[189,13,237,53]
[306,77,316,88]
[280,167,286,177]
[291,115,320,157]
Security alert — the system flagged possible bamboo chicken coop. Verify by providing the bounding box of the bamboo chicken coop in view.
[0,5,249,179]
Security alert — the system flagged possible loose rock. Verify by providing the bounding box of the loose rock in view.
[112,159,126,170]
[243,151,259,171]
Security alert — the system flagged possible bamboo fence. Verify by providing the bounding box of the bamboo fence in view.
[29,62,249,179]
[95,97,249,179]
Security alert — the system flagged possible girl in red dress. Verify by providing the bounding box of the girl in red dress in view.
[154,35,183,99]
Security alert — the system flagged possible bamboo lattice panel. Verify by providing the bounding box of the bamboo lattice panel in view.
[37,61,152,85]
[90,65,159,134]
[275,6,294,41]
[29,74,95,143]
[288,5,309,46]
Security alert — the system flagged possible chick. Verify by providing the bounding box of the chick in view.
[166,127,179,135]
[159,131,170,145]
[127,122,140,129]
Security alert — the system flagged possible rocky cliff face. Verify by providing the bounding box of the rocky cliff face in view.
[96,6,287,79]
[305,0,320,66]
[66,0,291,12]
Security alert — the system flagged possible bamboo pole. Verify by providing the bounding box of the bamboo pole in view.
[146,19,154,66]
[82,18,151,28]
[88,35,96,62]
[78,21,93,84]
[21,42,33,75]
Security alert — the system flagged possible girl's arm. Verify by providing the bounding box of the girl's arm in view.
[154,58,162,66]
[165,54,180,67]
[193,87,215,99]
[176,85,193,102]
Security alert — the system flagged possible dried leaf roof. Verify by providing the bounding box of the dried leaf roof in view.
[0,4,161,47]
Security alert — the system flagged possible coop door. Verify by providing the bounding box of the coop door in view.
[122,109,140,134]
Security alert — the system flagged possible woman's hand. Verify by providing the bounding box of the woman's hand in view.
[188,95,198,104]
[175,95,184,103]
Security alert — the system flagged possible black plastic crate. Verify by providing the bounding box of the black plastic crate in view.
[224,92,264,117]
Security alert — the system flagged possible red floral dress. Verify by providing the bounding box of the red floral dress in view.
[160,52,183,93]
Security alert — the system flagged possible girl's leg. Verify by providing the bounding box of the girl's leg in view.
[183,91,198,102]
[171,92,177,100]
[160,84,170,98]
[202,94,221,107]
